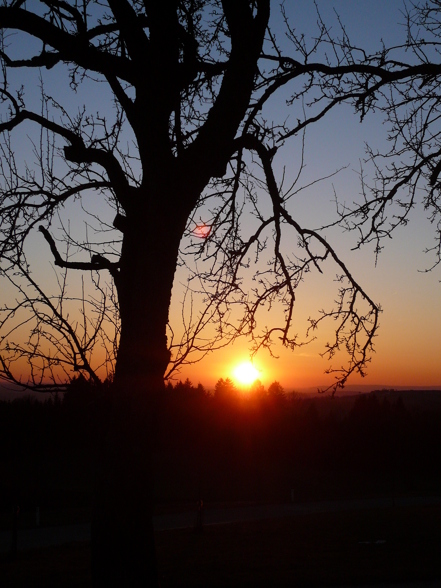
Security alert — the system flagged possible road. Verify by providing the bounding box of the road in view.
[1,494,441,553]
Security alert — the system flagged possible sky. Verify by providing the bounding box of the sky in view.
[175,0,441,391]
[1,1,440,393]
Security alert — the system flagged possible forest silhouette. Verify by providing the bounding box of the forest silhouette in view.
[2,379,441,516]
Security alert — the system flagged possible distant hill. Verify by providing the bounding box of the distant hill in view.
[296,384,441,397]
[289,386,441,418]
[0,384,48,401]
[371,388,441,410]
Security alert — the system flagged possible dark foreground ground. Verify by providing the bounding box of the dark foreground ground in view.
[1,503,441,587]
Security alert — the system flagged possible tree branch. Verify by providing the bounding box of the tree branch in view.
[39,226,120,278]
[0,5,138,83]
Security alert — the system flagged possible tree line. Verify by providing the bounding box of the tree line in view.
[2,380,441,513]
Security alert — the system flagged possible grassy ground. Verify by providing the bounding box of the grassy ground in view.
[1,504,441,587]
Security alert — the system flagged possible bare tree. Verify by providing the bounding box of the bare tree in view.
[273,1,441,270]
[2,0,437,584]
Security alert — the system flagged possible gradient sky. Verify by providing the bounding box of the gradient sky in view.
[2,1,440,392]
[175,0,441,390]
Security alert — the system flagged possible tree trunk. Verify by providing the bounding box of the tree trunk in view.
[91,412,159,587]
[91,204,184,586]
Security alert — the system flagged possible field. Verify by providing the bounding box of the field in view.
[2,390,441,585]
[1,503,441,587]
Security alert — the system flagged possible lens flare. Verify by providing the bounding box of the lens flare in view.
[193,224,211,238]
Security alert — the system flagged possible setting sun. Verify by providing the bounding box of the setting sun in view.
[233,361,260,386]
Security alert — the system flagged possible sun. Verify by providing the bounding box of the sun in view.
[233,361,260,386]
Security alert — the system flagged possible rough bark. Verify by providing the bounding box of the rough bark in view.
[91,183,191,586]
[91,414,159,586]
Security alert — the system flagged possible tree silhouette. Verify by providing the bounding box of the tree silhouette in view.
[0,1,382,397]
[284,2,441,269]
[1,0,440,584]
[214,377,237,401]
